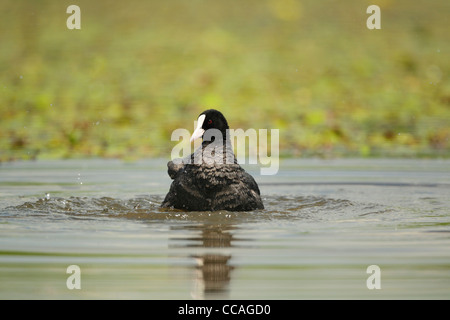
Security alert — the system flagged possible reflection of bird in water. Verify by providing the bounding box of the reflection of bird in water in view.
[191,254,234,299]
[170,224,236,299]
[191,225,235,299]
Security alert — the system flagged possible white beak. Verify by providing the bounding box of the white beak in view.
[190,114,206,142]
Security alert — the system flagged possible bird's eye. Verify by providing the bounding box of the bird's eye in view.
[208,119,213,124]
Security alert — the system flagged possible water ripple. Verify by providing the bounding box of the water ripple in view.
[4,194,389,224]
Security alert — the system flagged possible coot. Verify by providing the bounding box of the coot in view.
[161,109,264,211]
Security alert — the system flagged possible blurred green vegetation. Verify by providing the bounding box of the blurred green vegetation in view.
[0,0,449,161]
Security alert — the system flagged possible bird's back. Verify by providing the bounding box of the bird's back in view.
[161,160,264,211]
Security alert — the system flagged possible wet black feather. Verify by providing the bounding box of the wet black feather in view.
[161,110,264,211]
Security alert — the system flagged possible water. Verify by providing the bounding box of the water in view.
[0,159,449,299]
